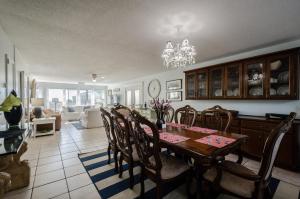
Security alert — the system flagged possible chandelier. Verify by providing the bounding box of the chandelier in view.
[161,39,196,68]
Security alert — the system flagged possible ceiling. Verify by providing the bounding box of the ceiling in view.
[0,0,300,84]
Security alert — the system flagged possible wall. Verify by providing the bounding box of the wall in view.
[0,24,28,124]
[108,40,300,117]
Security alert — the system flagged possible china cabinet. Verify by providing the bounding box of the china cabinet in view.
[209,67,224,98]
[244,59,266,99]
[225,63,243,98]
[267,52,297,99]
[185,72,197,99]
[184,47,299,100]
[196,69,209,99]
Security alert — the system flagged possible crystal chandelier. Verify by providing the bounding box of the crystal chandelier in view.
[161,38,196,68]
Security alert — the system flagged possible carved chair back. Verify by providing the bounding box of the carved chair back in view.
[130,110,162,176]
[164,106,175,123]
[174,105,197,127]
[258,112,296,184]
[114,104,132,119]
[200,105,233,132]
[111,108,133,158]
[100,108,116,147]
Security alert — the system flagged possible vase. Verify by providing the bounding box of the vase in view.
[156,112,165,130]
[4,105,23,127]
[4,90,23,128]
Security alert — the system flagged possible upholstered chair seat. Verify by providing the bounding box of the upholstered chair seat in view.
[203,161,256,198]
[149,153,190,180]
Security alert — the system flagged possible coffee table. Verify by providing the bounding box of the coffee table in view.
[32,117,56,138]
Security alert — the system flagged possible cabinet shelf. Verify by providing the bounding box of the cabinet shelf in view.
[184,48,299,100]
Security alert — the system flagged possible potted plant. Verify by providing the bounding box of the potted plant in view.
[0,90,22,127]
[150,98,171,129]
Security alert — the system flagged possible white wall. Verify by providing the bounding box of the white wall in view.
[0,24,28,124]
[108,40,300,117]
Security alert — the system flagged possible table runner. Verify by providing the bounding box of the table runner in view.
[187,126,217,134]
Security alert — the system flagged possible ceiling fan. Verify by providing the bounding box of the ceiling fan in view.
[91,74,104,82]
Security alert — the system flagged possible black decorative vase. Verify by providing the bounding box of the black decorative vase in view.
[156,112,165,130]
[4,90,23,127]
[156,119,163,130]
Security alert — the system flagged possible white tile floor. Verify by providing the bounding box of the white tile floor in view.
[4,121,300,199]
[4,122,108,199]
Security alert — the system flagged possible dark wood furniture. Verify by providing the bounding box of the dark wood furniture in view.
[200,105,233,132]
[111,108,139,189]
[163,106,175,123]
[114,104,132,118]
[185,48,299,100]
[191,112,300,171]
[174,105,197,127]
[130,110,193,199]
[100,108,119,172]
[203,112,296,199]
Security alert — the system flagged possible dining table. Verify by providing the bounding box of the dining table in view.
[146,123,248,198]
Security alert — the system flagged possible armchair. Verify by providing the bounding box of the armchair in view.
[80,108,103,128]
[203,112,296,199]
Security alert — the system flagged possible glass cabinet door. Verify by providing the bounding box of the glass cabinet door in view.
[225,64,242,98]
[244,60,266,98]
[268,54,293,99]
[186,72,196,99]
[209,67,224,98]
[196,70,208,99]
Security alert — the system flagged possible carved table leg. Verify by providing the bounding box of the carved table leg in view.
[0,142,30,192]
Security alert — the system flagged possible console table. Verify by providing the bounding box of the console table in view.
[32,117,56,137]
[0,125,30,197]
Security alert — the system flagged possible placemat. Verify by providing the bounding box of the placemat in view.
[195,135,236,148]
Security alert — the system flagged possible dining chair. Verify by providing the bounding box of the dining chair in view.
[174,105,197,127]
[164,106,175,123]
[100,108,119,172]
[199,105,233,132]
[130,110,193,199]
[203,112,296,199]
[114,104,132,118]
[111,108,139,189]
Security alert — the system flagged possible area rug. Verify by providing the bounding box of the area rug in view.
[79,150,300,199]
[71,122,86,130]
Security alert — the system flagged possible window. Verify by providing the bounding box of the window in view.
[94,90,105,106]
[66,90,77,106]
[134,90,140,105]
[48,89,64,111]
[126,90,132,106]
[79,90,88,105]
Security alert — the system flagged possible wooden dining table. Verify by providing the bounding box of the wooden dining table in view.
[155,124,248,198]
[159,125,248,164]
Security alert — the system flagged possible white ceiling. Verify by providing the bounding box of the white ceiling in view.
[0,0,300,84]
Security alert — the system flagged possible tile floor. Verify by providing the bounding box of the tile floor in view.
[4,122,107,199]
[4,122,300,199]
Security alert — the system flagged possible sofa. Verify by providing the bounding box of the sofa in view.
[61,106,84,121]
[80,108,103,128]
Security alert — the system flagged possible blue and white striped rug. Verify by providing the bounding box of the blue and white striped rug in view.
[79,149,300,199]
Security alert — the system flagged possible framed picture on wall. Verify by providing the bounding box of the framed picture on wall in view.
[167,91,182,101]
[166,79,182,90]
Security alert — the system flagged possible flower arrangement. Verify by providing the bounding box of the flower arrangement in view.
[150,98,171,129]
